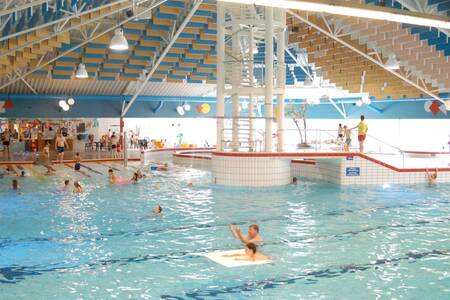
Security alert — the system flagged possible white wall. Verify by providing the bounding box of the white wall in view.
[95,118,217,147]
[91,118,450,152]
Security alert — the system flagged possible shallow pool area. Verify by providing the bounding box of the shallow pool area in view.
[1,162,449,299]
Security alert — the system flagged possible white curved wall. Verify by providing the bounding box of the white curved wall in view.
[211,153,291,187]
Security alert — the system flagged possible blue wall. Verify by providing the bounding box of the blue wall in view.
[1,94,449,119]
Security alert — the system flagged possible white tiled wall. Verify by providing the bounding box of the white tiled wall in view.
[211,154,291,187]
[340,156,450,185]
[173,155,211,170]
[143,150,174,162]
[291,159,342,184]
[292,155,450,185]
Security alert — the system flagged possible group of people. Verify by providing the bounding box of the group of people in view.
[337,115,368,152]
[226,224,270,262]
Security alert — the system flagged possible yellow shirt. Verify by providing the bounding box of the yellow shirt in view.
[358,121,368,135]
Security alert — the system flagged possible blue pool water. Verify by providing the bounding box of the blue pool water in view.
[0,162,449,299]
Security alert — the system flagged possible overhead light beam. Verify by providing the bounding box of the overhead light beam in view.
[217,0,450,29]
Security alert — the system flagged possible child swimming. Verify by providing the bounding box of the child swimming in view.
[17,171,27,177]
[426,168,438,185]
[153,205,162,214]
[136,169,146,179]
[74,152,81,171]
[108,169,118,184]
[63,179,70,191]
[73,181,83,193]
[131,172,139,184]
[12,179,20,190]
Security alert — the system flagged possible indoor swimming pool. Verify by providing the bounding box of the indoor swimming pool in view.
[0,162,449,299]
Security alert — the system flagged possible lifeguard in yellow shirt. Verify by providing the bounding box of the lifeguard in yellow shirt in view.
[352,115,368,153]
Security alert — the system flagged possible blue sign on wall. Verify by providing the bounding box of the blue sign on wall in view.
[346,156,354,160]
[346,167,360,176]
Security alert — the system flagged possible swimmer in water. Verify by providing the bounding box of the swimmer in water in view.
[19,171,26,177]
[5,167,12,174]
[153,205,162,214]
[136,169,146,179]
[158,163,169,171]
[222,243,271,262]
[45,168,55,176]
[108,168,117,184]
[12,179,20,190]
[131,172,139,184]
[228,224,263,245]
[74,152,81,171]
[426,168,438,184]
[292,177,298,184]
[63,179,70,191]
[73,181,83,193]
[187,182,193,187]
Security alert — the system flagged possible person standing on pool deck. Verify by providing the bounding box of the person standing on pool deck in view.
[352,115,368,153]
[228,224,263,245]
[2,128,11,158]
[110,132,118,158]
[55,132,69,163]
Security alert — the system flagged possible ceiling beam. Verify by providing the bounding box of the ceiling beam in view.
[0,0,128,43]
[218,0,450,29]
[0,0,169,92]
[288,10,446,104]
[0,1,133,61]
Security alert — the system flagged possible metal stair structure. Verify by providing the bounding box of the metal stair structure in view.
[328,15,450,90]
[222,117,264,152]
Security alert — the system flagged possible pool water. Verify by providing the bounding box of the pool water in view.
[1,162,449,299]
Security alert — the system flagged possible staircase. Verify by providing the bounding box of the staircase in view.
[222,118,263,152]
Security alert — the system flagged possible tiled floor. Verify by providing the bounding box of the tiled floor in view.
[369,154,450,169]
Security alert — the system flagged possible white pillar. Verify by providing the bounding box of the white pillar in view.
[216,2,225,151]
[264,7,274,152]
[276,10,286,152]
[231,23,240,152]
[249,26,255,152]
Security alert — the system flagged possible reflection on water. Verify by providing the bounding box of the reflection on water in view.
[0,163,449,299]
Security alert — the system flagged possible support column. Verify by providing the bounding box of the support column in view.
[216,2,225,151]
[231,23,240,152]
[264,6,274,152]
[276,9,286,152]
[119,117,124,154]
[248,27,255,152]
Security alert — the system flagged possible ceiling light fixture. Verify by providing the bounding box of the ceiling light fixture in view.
[109,28,129,50]
[67,98,75,105]
[58,100,67,108]
[75,63,88,78]
[177,106,185,116]
[217,0,450,29]
[183,103,191,111]
[385,54,400,70]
